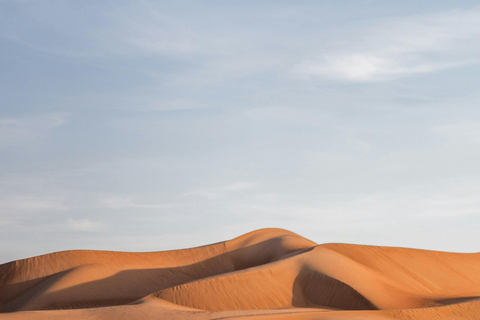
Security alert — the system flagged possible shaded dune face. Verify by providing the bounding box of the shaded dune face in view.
[0,229,315,311]
[296,267,377,310]
[1,228,480,320]
[152,259,377,311]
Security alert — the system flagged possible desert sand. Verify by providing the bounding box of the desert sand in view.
[1,228,479,319]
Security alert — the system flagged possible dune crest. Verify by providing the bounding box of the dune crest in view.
[1,228,479,319]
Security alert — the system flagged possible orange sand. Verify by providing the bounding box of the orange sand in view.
[0,228,479,319]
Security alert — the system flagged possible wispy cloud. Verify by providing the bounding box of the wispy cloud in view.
[117,13,198,56]
[0,195,70,214]
[433,121,480,143]
[185,182,257,199]
[295,9,480,82]
[0,1,197,58]
[0,195,70,226]
[65,217,102,232]
[297,54,439,82]
[98,194,172,209]
[0,113,69,147]
[147,99,209,112]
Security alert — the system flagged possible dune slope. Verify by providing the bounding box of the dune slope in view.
[0,228,479,320]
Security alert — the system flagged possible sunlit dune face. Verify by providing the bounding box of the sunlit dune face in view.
[1,228,480,319]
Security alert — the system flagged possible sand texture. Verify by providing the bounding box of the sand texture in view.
[1,228,479,319]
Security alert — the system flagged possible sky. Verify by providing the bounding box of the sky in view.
[1,0,480,263]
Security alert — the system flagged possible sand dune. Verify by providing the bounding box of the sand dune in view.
[1,228,479,319]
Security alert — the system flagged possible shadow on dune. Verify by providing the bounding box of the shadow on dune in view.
[0,236,315,312]
[292,266,377,310]
[434,296,480,306]
[4,229,480,317]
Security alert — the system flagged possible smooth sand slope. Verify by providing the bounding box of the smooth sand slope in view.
[0,228,479,319]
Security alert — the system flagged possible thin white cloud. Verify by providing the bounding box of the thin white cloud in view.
[185,182,257,199]
[122,23,197,56]
[98,195,173,209]
[0,113,70,147]
[0,1,198,58]
[296,9,480,82]
[347,138,375,154]
[433,121,480,143]
[223,182,257,191]
[100,3,203,56]
[0,195,71,227]
[147,99,208,111]
[65,218,101,232]
[297,54,439,82]
[0,195,70,215]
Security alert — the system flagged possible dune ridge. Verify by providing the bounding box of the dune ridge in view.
[1,228,479,319]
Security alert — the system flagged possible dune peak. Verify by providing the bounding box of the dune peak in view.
[1,229,479,319]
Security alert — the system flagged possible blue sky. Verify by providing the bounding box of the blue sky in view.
[2,1,480,262]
